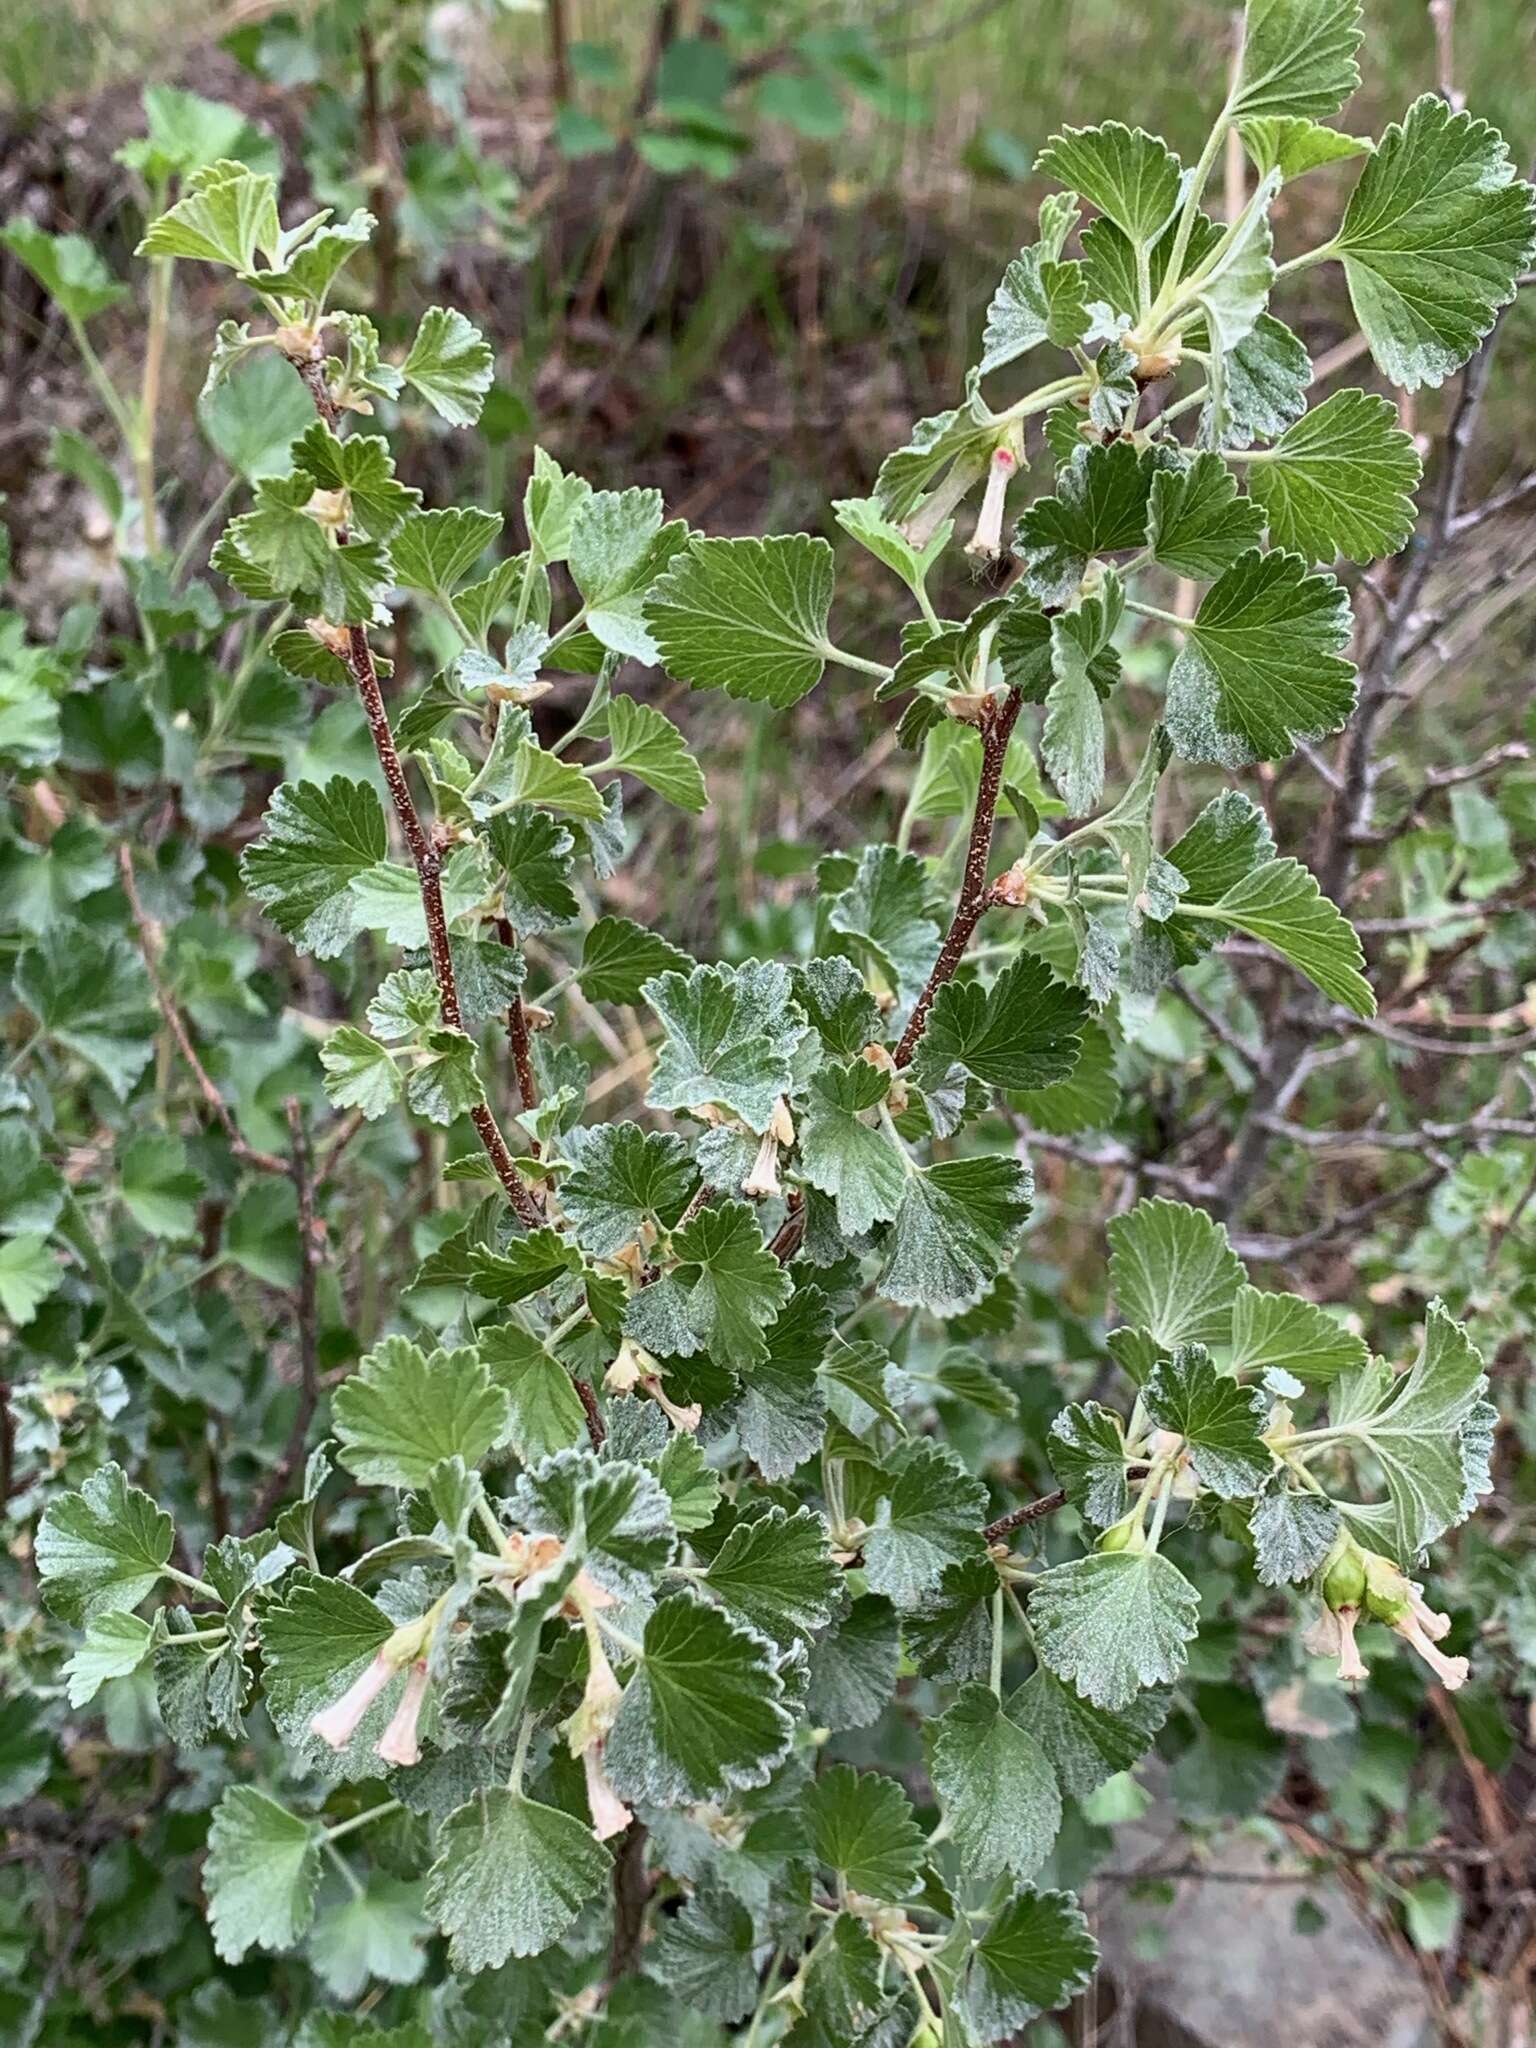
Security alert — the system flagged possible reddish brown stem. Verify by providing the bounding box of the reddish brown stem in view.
[495,915,540,1138]
[0,1381,14,1505]
[287,347,548,1236]
[769,1189,806,1264]
[572,1372,606,1450]
[546,0,572,101]
[894,688,1024,1069]
[358,25,400,326]
[983,1489,1067,1544]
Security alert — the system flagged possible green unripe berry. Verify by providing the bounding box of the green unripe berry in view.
[1321,1546,1367,1612]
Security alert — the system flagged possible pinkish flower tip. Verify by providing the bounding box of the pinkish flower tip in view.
[1395,1611,1469,1691]
[309,1648,394,1750]
[374,1659,430,1767]
[965,445,1018,561]
[582,1745,633,1843]
[1335,1605,1369,1685]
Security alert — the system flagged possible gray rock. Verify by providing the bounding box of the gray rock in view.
[1093,1803,1431,2048]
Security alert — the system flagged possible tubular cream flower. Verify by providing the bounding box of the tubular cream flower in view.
[375,1658,430,1767]
[1361,1552,1470,1691]
[1393,1607,1469,1691]
[311,1604,439,1751]
[604,1337,653,1395]
[581,1745,633,1842]
[304,486,349,529]
[900,454,988,551]
[743,1098,795,1200]
[742,1127,782,1200]
[1405,1581,1453,1641]
[1304,1602,1369,1684]
[641,1372,702,1434]
[965,444,1018,561]
[565,1634,623,1757]
[309,1648,394,1750]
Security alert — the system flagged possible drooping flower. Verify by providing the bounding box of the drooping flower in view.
[742,1097,795,1200]
[742,1126,782,1201]
[1393,1606,1469,1691]
[564,1633,623,1758]
[965,444,1018,561]
[901,455,987,551]
[1361,1553,1470,1692]
[1305,1602,1369,1684]
[641,1372,702,1434]
[581,1744,633,1842]
[310,1606,439,1753]
[310,1648,394,1750]
[604,1337,651,1395]
[375,1658,430,1766]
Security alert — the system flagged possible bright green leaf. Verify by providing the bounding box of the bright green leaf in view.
[332,1338,511,1489]
[646,535,834,709]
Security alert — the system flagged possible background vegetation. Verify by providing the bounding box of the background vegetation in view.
[1,3,1534,2044]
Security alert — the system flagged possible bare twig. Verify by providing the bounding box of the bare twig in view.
[1212,318,1512,1222]
[1230,1165,1444,1262]
[1423,740,1531,788]
[1450,467,1536,535]
[546,0,571,102]
[1341,1010,1536,1059]
[118,844,286,1174]
[244,1099,323,1532]
[358,26,401,324]
[984,1490,1068,1544]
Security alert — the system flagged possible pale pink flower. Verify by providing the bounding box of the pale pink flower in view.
[742,1127,782,1200]
[604,1338,649,1394]
[901,457,984,550]
[642,1374,702,1434]
[1335,1606,1369,1683]
[374,1658,430,1766]
[1305,1603,1369,1684]
[310,1649,393,1750]
[1406,1583,1452,1641]
[582,1745,633,1842]
[966,445,1018,561]
[564,1635,623,1757]
[1394,1609,1469,1691]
